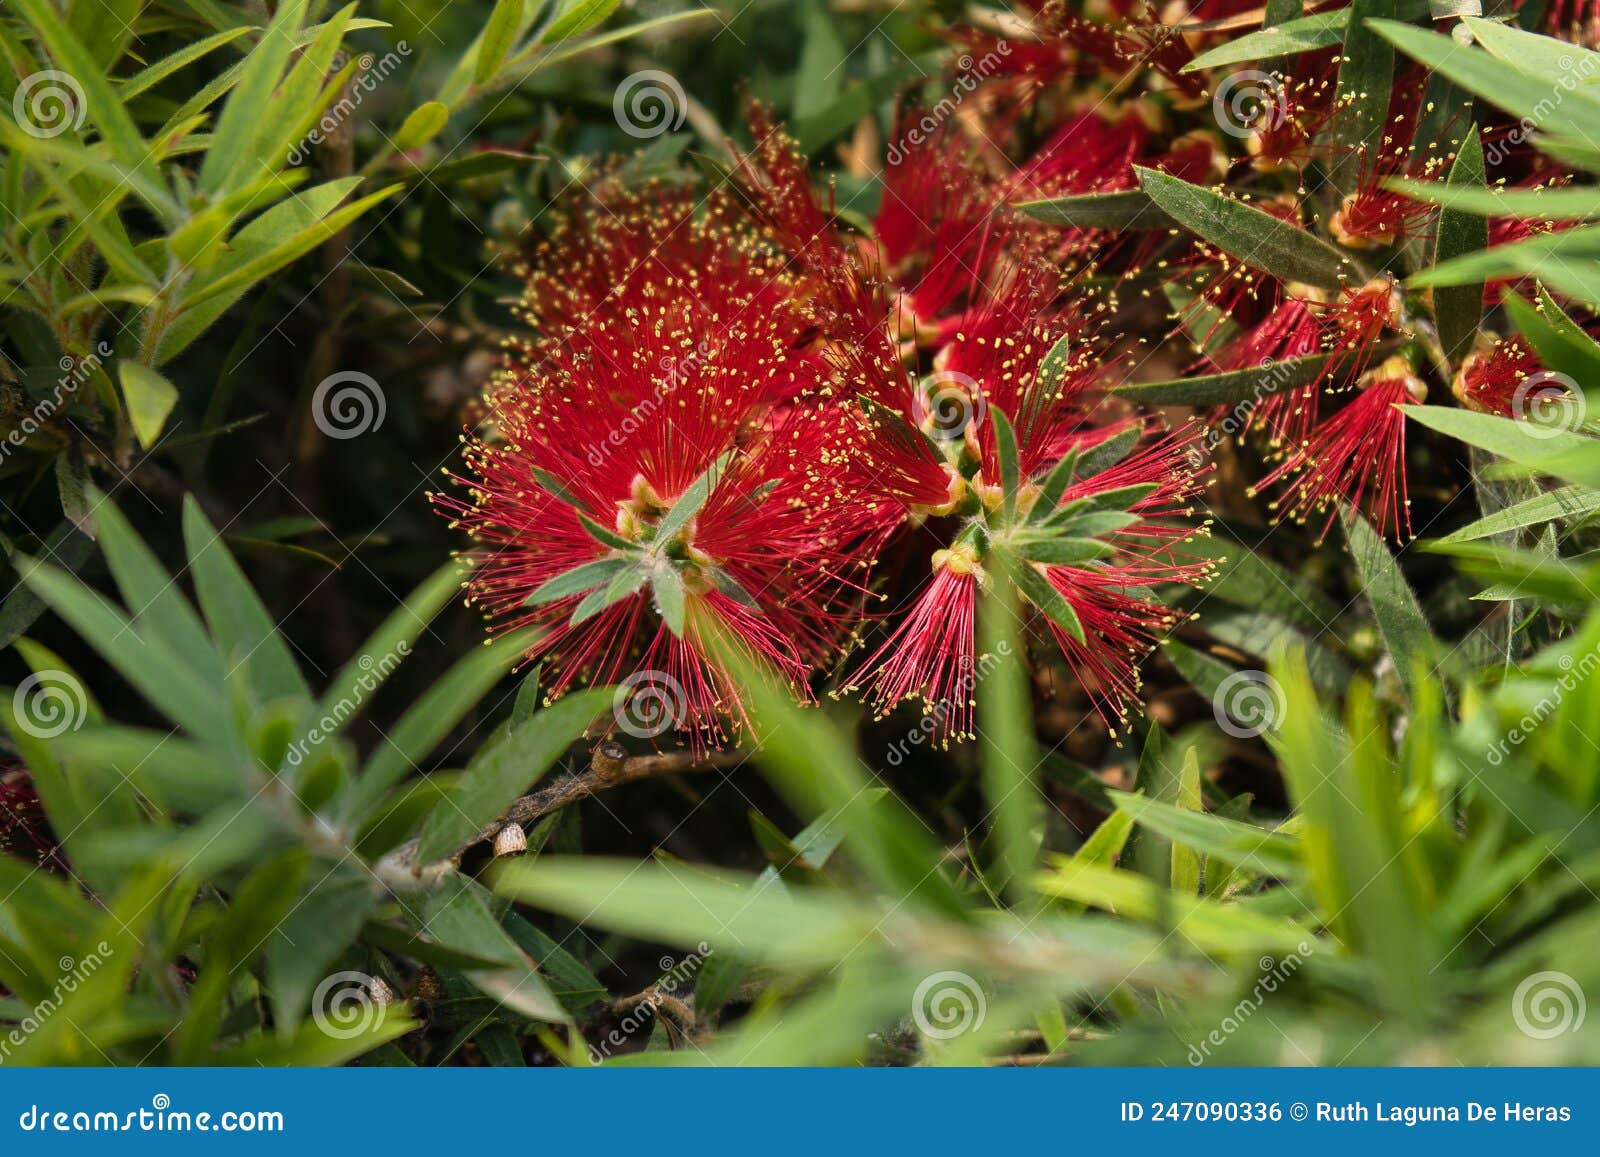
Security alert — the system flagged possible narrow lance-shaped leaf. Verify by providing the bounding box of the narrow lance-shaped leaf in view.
[1432,126,1487,367]
[1329,0,1398,194]
[1136,167,1348,290]
[1339,504,1434,697]
[1014,190,1172,230]
[978,559,1043,904]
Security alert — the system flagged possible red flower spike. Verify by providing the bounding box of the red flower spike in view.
[1212,298,1325,447]
[436,193,885,745]
[849,563,982,744]
[1254,356,1426,541]
[0,765,66,874]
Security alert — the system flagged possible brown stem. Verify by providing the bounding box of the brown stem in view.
[374,743,747,889]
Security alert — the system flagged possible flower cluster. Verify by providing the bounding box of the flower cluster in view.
[440,1,1593,748]
[437,108,1214,744]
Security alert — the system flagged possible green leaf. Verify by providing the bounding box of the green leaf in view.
[476,0,525,83]
[1111,790,1301,878]
[1433,126,1487,367]
[1033,860,1311,955]
[1014,189,1172,230]
[11,0,154,177]
[1404,405,1595,471]
[1435,485,1600,544]
[525,558,628,607]
[1184,7,1358,71]
[652,565,687,636]
[1182,530,1343,633]
[1464,15,1600,77]
[1370,19,1600,145]
[1136,167,1348,289]
[992,408,1021,519]
[1340,504,1433,697]
[1503,289,1600,388]
[1010,555,1085,644]
[1110,349,1345,406]
[700,626,968,919]
[90,489,220,684]
[537,0,620,44]
[318,559,463,727]
[421,877,568,1022]
[351,626,541,816]
[1017,537,1115,566]
[14,556,232,747]
[655,450,736,546]
[183,496,310,704]
[415,688,611,863]
[794,0,845,121]
[1386,180,1600,221]
[198,0,308,194]
[1329,0,1398,194]
[118,362,179,449]
[978,561,1041,902]
[266,869,377,1034]
[393,100,450,151]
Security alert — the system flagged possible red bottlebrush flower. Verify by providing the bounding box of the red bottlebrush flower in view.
[1241,70,1340,173]
[1013,108,1148,201]
[853,562,982,741]
[843,270,1211,741]
[1326,277,1405,371]
[873,117,1015,331]
[1254,356,1427,540]
[436,192,886,746]
[1214,297,1324,447]
[0,764,66,874]
[1454,333,1541,416]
